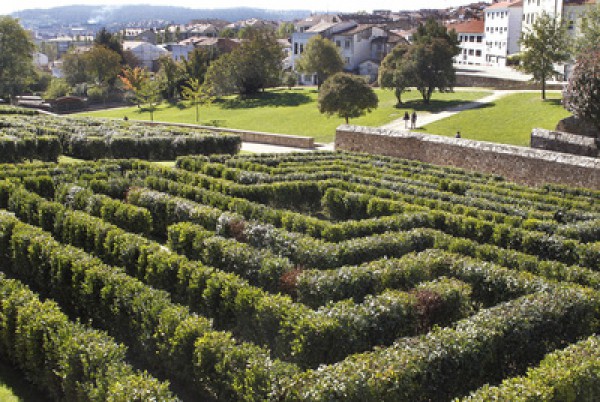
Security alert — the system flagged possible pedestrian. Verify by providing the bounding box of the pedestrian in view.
[411,111,417,129]
[403,111,410,129]
[455,131,461,138]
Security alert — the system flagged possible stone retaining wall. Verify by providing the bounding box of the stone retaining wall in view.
[335,125,600,189]
[456,74,563,90]
[138,120,315,149]
[530,128,598,158]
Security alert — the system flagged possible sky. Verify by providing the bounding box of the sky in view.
[0,1,480,16]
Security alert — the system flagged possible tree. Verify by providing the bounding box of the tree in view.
[277,22,295,39]
[84,45,122,87]
[204,53,238,96]
[44,78,71,99]
[62,50,89,86]
[119,66,148,107]
[574,5,600,56]
[318,72,378,124]
[205,28,284,96]
[0,16,36,101]
[519,11,570,100]
[410,18,460,104]
[296,35,344,89]
[378,45,415,106]
[283,71,297,90]
[183,48,217,83]
[563,48,600,137]
[157,55,185,101]
[136,78,163,121]
[182,78,215,123]
[94,27,124,62]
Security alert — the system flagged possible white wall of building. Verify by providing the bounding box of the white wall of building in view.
[485,3,523,66]
[456,32,486,65]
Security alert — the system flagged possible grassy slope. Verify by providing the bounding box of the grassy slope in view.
[416,91,571,146]
[80,88,491,143]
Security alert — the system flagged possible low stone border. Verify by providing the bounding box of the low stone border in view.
[335,125,600,190]
[137,120,315,149]
[531,128,598,158]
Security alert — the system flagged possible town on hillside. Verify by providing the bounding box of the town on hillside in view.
[17,1,595,86]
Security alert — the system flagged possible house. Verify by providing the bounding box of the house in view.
[446,20,486,65]
[160,43,195,61]
[123,41,169,72]
[121,29,158,45]
[484,1,523,66]
[179,37,241,55]
[290,13,401,85]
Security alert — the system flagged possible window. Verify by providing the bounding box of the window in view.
[469,49,474,56]
[476,50,482,57]
[345,57,350,64]
[335,40,341,47]
[294,43,298,55]
[345,40,351,49]
[299,44,304,53]
[477,36,482,43]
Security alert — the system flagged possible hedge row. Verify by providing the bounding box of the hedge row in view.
[0,106,38,115]
[0,211,291,400]
[3,186,472,368]
[175,156,599,221]
[126,187,222,236]
[296,249,551,309]
[0,272,177,401]
[0,136,61,163]
[56,184,153,235]
[279,287,600,401]
[462,335,600,401]
[214,152,599,210]
[65,133,240,160]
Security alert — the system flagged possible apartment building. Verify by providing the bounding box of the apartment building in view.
[447,20,486,65]
[484,1,523,66]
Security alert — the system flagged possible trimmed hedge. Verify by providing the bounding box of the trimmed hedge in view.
[280,287,600,401]
[462,335,600,401]
[0,211,292,400]
[0,272,177,401]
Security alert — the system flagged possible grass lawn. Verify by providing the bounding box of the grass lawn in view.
[80,88,491,143]
[416,91,571,146]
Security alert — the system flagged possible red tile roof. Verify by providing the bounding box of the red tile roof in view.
[486,1,523,9]
[446,19,485,34]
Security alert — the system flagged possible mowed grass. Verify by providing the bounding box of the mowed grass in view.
[80,88,491,143]
[417,91,571,146]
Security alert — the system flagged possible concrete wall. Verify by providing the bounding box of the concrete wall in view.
[138,120,315,148]
[530,128,598,158]
[335,125,600,189]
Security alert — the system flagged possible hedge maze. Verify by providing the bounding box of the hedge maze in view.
[0,139,599,400]
[0,109,240,163]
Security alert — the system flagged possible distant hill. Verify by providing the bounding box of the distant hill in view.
[12,5,313,27]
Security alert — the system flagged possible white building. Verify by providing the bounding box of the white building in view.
[484,1,524,66]
[447,20,486,65]
[123,41,169,72]
[522,0,564,31]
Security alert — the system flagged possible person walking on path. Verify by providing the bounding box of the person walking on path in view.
[455,131,461,138]
[403,112,410,129]
[411,111,417,129]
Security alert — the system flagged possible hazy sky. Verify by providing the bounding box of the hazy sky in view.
[0,1,480,16]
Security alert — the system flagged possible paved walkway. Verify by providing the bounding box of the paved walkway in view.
[380,89,522,131]
[241,141,334,154]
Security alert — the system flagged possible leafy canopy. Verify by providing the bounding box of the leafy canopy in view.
[0,16,36,100]
[518,11,570,100]
[378,45,414,106]
[563,48,600,135]
[296,35,344,89]
[318,72,378,124]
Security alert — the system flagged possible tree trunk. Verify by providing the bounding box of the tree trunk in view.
[345,116,349,124]
[542,78,546,100]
